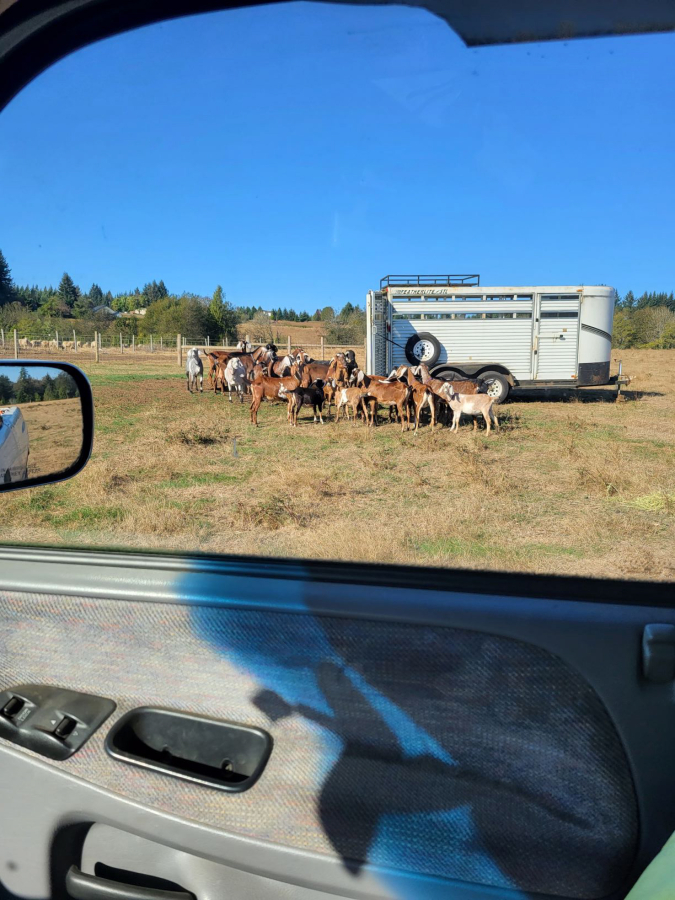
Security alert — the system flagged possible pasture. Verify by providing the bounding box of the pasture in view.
[2,349,673,581]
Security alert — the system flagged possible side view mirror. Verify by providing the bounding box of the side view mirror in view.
[0,361,94,493]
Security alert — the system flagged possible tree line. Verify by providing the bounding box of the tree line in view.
[0,249,366,343]
[613,291,675,349]
[0,368,79,405]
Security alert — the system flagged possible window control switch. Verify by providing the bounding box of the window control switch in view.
[1,696,25,720]
[54,715,78,739]
[0,684,115,760]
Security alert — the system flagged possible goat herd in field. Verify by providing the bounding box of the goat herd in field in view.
[185,341,500,434]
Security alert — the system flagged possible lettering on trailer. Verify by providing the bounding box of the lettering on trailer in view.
[389,287,482,297]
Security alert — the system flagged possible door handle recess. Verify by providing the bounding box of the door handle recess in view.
[66,866,193,900]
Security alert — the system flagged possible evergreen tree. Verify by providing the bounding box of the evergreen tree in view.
[312,309,322,321]
[321,305,335,321]
[157,280,168,298]
[612,311,637,349]
[0,249,16,307]
[623,290,636,310]
[0,374,13,404]
[209,285,225,335]
[73,292,94,318]
[89,283,104,306]
[14,367,34,404]
[58,272,79,308]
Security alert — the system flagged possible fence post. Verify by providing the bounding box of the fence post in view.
[177,334,182,367]
[150,335,154,353]
[1,328,4,348]
[132,334,135,352]
[287,334,291,354]
[13,329,18,359]
[119,332,123,353]
[55,329,59,349]
[321,336,325,359]
[94,331,99,362]
[245,334,250,345]
[73,329,78,352]
[160,337,163,350]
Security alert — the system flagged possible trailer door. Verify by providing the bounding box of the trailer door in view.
[535,294,581,380]
[366,290,388,375]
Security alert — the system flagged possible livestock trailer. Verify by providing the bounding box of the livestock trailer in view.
[0,407,29,483]
[366,276,616,402]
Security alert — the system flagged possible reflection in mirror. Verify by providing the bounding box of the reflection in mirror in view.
[0,366,82,485]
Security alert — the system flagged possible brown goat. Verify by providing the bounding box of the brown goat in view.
[360,378,411,431]
[416,363,483,396]
[399,366,437,433]
[249,363,309,426]
[206,345,271,390]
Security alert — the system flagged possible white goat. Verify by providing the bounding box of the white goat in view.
[223,356,247,403]
[440,385,499,434]
[236,340,253,353]
[185,347,203,393]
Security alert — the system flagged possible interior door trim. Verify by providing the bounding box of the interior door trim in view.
[0,545,671,608]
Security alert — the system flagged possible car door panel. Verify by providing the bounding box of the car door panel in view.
[1,550,674,900]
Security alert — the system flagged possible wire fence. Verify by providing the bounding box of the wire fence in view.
[0,329,366,366]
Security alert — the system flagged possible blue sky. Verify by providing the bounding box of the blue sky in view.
[0,366,61,382]
[0,3,673,310]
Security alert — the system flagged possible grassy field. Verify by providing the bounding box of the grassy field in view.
[1,349,674,581]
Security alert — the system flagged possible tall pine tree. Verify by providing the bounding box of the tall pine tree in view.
[58,272,79,308]
[88,283,104,306]
[0,249,16,306]
[209,285,225,332]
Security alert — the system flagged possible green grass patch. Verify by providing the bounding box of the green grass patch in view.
[414,536,584,561]
[414,537,493,559]
[51,505,126,527]
[88,372,184,386]
[158,472,242,489]
[623,492,675,512]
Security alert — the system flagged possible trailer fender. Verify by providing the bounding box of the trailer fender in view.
[430,363,516,386]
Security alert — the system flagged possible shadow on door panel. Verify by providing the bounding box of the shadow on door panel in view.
[0,591,636,898]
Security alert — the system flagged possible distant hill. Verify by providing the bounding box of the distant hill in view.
[236,319,327,346]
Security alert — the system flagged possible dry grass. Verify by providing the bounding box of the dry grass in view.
[1,349,674,581]
[19,398,82,478]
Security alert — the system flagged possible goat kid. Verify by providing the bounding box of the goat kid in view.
[335,386,367,423]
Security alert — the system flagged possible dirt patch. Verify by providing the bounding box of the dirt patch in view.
[19,398,83,479]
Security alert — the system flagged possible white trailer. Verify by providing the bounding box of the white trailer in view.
[366,275,616,402]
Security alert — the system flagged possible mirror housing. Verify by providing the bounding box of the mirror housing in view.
[0,361,94,493]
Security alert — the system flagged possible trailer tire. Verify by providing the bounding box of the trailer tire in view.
[405,333,441,366]
[480,371,510,404]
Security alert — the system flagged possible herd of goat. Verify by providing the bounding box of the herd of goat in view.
[185,341,499,434]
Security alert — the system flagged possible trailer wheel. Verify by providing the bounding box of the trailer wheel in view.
[480,371,510,404]
[405,333,441,366]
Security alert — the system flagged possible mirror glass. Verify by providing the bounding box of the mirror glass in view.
[0,365,83,486]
